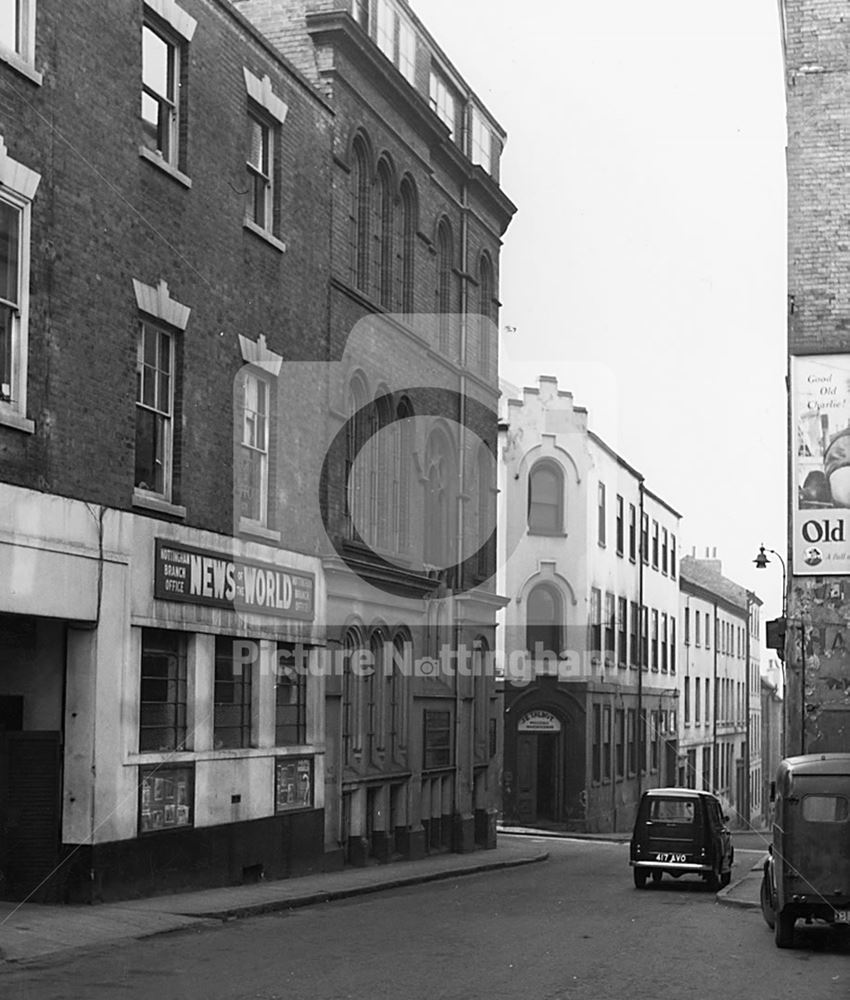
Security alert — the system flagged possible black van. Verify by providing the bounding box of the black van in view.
[760,753,850,948]
[630,788,734,890]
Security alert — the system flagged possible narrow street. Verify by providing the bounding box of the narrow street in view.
[0,836,846,1000]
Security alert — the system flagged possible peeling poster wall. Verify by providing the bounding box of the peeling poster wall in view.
[790,578,850,752]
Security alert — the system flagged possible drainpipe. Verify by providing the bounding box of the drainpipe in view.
[744,593,752,827]
[453,176,471,835]
[712,601,718,794]
[637,481,645,798]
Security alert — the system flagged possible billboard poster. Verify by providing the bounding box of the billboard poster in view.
[793,354,850,574]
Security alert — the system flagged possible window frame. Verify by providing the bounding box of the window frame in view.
[597,482,607,546]
[138,627,188,753]
[274,643,307,746]
[527,459,564,535]
[0,0,41,83]
[135,319,176,501]
[615,494,624,555]
[213,635,254,750]
[140,1,196,184]
[239,368,271,528]
[0,139,39,433]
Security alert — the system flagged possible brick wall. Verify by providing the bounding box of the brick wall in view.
[0,0,333,546]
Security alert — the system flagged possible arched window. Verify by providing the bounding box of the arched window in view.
[393,396,413,552]
[371,390,393,550]
[368,629,384,757]
[476,444,493,579]
[526,584,563,656]
[436,219,453,353]
[424,427,455,568]
[388,633,408,759]
[477,254,494,373]
[342,627,363,764]
[528,460,564,534]
[376,159,394,308]
[346,376,369,540]
[398,177,416,314]
[350,137,371,291]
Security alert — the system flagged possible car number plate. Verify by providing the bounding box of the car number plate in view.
[834,910,850,924]
[655,852,686,863]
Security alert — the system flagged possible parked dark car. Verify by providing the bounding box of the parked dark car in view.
[760,753,850,948]
[630,787,733,890]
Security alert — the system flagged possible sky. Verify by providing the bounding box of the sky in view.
[419,0,789,623]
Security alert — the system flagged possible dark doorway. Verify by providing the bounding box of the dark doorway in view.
[515,729,562,823]
[0,731,62,902]
[536,734,559,820]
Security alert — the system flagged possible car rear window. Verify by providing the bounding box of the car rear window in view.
[801,794,849,823]
[649,799,695,823]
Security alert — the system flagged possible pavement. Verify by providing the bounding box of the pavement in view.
[0,837,547,967]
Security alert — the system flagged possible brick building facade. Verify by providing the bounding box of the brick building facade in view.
[781,0,850,755]
[235,0,515,865]
[0,0,335,902]
[0,0,513,901]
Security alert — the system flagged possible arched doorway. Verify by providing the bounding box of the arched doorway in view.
[515,709,563,823]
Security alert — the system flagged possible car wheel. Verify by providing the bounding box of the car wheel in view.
[720,869,731,888]
[652,870,663,884]
[705,870,721,892]
[760,875,775,929]
[775,907,795,949]
[633,868,648,889]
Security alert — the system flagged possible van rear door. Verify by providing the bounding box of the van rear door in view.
[643,796,702,864]
[785,774,850,903]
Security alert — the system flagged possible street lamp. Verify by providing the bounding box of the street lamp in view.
[753,544,787,616]
[753,543,801,756]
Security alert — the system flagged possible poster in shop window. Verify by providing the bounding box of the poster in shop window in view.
[792,354,850,574]
[139,766,194,833]
[275,756,313,813]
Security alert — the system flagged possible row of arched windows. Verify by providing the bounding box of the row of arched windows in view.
[349,132,497,371]
[344,375,495,579]
[342,626,409,766]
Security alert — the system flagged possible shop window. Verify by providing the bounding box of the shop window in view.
[214,636,253,749]
[139,763,193,833]
[423,709,452,769]
[275,642,307,745]
[139,628,187,752]
[274,756,313,812]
